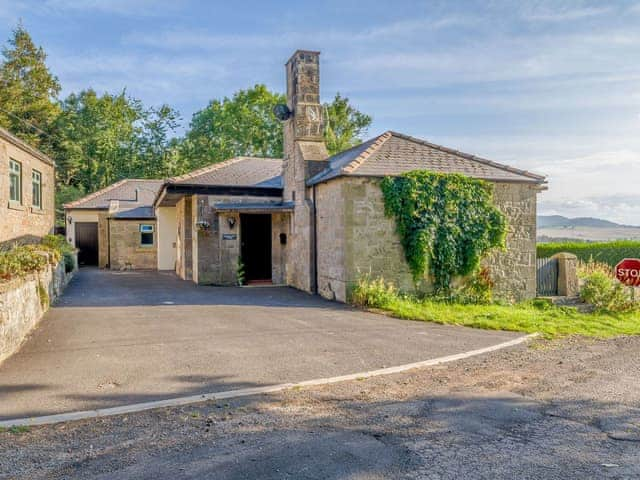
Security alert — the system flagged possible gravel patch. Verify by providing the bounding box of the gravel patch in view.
[1,336,639,479]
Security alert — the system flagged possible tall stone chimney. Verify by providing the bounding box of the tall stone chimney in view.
[282,50,328,293]
[283,50,328,202]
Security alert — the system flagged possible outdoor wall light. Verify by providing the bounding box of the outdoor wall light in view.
[227,216,236,229]
[67,216,72,224]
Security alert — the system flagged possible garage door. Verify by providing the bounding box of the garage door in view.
[75,222,99,266]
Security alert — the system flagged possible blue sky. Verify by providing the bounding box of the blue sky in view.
[2,0,640,224]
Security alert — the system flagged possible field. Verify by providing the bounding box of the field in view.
[538,226,640,242]
[537,240,640,266]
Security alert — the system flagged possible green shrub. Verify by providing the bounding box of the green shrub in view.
[62,251,76,273]
[0,235,75,282]
[577,258,614,278]
[350,275,398,308]
[538,240,640,267]
[445,267,494,305]
[0,246,50,281]
[236,257,245,286]
[580,271,635,312]
[41,235,75,272]
[37,282,49,308]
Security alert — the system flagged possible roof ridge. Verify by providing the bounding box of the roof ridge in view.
[64,179,131,208]
[341,132,393,174]
[168,157,246,183]
[387,131,545,181]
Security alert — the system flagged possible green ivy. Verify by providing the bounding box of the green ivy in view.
[380,171,507,292]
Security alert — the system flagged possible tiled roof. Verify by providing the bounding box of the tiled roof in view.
[168,157,283,188]
[63,179,164,212]
[307,131,546,185]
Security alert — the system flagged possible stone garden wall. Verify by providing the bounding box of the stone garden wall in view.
[0,256,75,364]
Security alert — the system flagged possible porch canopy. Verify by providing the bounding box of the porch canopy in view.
[213,201,294,214]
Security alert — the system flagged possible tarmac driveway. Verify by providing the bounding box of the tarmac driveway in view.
[0,268,520,420]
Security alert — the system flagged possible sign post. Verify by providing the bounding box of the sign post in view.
[615,258,640,302]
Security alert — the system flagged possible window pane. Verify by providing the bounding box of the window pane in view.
[32,170,41,208]
[140,232,154,245]
[9,160,21,203]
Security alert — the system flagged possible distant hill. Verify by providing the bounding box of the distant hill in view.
[537,215,630,229]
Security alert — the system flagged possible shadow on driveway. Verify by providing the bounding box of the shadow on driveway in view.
[0,268,522,421]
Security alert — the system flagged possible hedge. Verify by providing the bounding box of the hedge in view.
[537,240,640,267]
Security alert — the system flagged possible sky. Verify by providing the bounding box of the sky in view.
[2,0,640,224]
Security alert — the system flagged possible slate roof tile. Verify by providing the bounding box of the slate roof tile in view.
[307,131,545,185]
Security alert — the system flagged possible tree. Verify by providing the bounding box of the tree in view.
[0,24,60,149]
[182,84,285,168]
[135,104,182,178]
[49,89,181,224]
[52,89,142,193]
[182,85,373,166]
[324,93,372,155]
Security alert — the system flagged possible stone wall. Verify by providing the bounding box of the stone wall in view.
[175,196,193,280]
[0,135,55,246]
[343,178,416,301]
[108,219,157,270]
[0,256,75,364]
[271,213,289,285]
[98,212,109,268]
[315,180,346,300]
[188,194,286,285]
[315,177,539,303]
[484,182,538,301]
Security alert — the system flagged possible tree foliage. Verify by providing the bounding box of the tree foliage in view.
[182,85,373,165]
[0,24,60,149]
[51,89,180,194]
[380,171,507,292]
[0,25,373,223]
[182,85,285,168]
[324,93,372,155]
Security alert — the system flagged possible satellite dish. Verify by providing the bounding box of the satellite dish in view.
[273,104,292,121]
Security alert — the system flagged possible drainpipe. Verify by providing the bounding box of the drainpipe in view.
[107,217,111,269]
[312,184,318,295]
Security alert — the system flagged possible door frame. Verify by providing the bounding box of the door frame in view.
[240,213,272,283]
[75,221,99,266]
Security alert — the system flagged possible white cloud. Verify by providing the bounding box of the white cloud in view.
[536,150,640,224]
[43,0,177,16]
[522,5,612,22]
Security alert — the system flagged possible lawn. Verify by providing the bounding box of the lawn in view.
[537,240,640,267]
[368,297,640,339]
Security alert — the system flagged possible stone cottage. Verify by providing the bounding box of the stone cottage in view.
[0,127,55,246]
[64,179,164,268]
[67,50,547,302]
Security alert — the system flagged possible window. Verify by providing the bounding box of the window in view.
[9,159,21,203]
[32,170,42,209]
[140,224,154,246]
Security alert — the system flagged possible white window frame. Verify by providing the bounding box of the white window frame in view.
[32,169,42,209]
[139,224,154,247]
[9,159,22,204]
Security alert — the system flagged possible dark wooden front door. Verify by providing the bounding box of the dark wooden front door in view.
[75,222,99,266]
[240,214,272,282]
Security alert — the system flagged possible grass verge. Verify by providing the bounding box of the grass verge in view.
[372,297,640,338]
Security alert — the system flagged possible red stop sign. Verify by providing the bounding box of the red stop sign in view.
[615,258,640,287]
